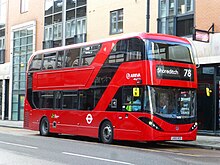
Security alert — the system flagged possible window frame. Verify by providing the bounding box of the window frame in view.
[110,9,123,35]
[158,0,194,36]
[0,37,5,49]
[20,0,29,13]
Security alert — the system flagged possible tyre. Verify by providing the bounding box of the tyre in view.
[40,117,50,136]
[100,121,113,144]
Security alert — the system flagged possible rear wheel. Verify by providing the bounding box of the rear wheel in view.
[40,117,50,136]
[100,121,113,144]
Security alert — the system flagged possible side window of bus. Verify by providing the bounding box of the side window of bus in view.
[54,91,62,109]
[56,51,65,69]
[107,87,122,112]
[79,90,94,110]
[148,42,166,60]
[33,92,40,109]
[29,54,42,71]
[107,38,144,64]
[65,48,80,67]
[40,91,54,109]
[62,91,78,109]
[108,40,127,64]
[126,38,144,61]
[122,86,143,112]
[42,52,56,70]
[81,44,101,66]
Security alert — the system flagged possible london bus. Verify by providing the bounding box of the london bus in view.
[24,32,197,143]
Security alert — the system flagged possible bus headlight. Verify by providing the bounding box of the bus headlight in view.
[139,117,163,131]
[190,122,198,131]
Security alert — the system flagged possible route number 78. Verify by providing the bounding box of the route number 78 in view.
[184,69,192,78]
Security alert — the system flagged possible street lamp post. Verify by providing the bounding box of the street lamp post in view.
[146,0,150,32]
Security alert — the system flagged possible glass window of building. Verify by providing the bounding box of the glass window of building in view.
[110,9,123,35]
[12,26,34,120]
[0,0,6,63]
[0,80,2,119]
[20,0,29,13]
[65,0,86,45]
[44,0,87,49]
[0,0,6,41]
[158,0,194,36]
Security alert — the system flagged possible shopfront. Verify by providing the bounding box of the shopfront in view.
[0,62,10,120]
[193,33,220,135]
[197,65,220,135]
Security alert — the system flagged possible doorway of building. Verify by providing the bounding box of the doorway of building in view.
[197,66,215,132]
[0,80,2,119]
[18,94,25,121]
[4,79,9,120]
[216,73,220,132]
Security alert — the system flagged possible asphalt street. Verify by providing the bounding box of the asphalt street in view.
[0,127,220,165]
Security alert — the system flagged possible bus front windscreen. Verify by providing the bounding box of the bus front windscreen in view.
[146,40,193,63]
[148,87,196,119]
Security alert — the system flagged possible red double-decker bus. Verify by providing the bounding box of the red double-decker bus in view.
[24,33,197,143]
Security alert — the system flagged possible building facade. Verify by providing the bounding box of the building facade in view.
[1,0,220,136]
[1,0,44,120]
[44,0,87,48]
[0,0,9,120]
[193,0,220,135]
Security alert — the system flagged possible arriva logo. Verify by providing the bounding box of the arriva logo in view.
[126,73,141,80]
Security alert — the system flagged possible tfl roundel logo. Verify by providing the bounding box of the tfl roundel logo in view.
[86,114,93,124]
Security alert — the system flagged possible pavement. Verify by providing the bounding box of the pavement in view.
[0,120,23,128]
[0,120,220,150]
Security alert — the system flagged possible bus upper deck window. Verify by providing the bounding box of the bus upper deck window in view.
[42,53,56,70]
[29,54,42,71]
[65,48,80,67]
[56,51,65,68]
[147,40,192,63]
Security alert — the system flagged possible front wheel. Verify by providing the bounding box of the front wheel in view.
[40,117,50,136]
[100,121,113,144]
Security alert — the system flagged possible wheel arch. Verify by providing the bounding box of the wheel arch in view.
[39,116,49,131]
[98,119,113,141]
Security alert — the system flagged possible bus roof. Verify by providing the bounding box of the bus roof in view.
[32,32,190,56]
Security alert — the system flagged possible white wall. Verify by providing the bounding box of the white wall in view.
[0,62,10,80]
[188,33,220,64]
[188,33,220,65]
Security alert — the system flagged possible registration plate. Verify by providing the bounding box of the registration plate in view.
[171,136,182,141]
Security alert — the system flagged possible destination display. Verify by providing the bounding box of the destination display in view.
[156,65,194,81]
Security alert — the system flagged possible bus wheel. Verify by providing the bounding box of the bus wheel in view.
[40,117,50,136]
[100,121,113,144]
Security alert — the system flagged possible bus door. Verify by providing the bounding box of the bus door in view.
[76,90,97,137]
[55,91,78,134]
[114,87,143,140]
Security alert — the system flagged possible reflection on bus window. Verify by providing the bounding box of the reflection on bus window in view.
[65,48,80,67]
[107,38,144,64]
[40,91,54,109]
[54,91,62,109]
[81,44,101,66]
[122,86,143,112]
[29,54,42,71]
[43,52,56,70]
[149,87,196,118]
[56,51,65,68]
[62,91,78,109]
[147,40,192,63]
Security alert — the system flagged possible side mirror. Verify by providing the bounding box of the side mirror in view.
[206,87,212,97]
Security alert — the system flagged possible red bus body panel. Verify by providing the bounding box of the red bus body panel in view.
[24,33,197,142]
